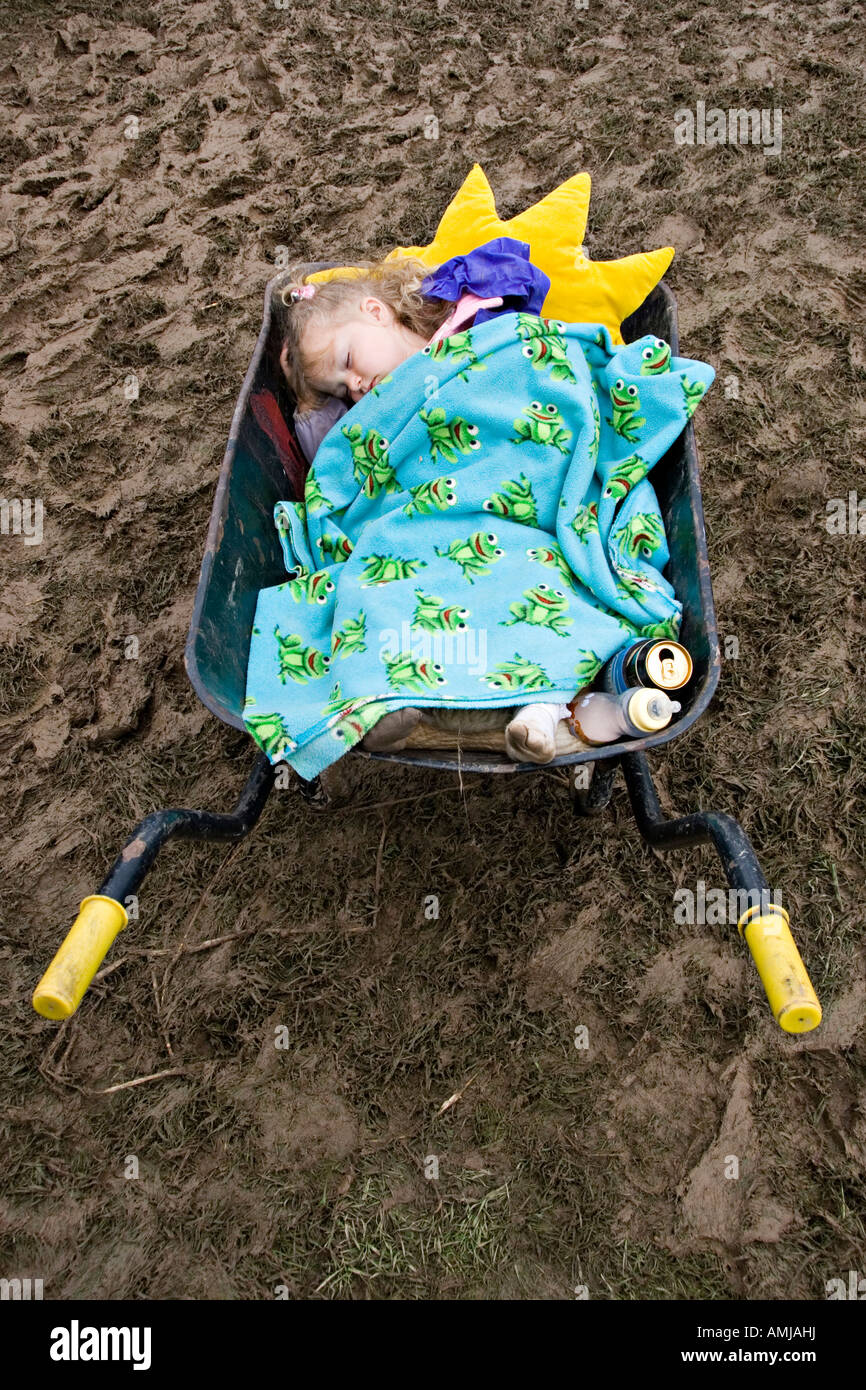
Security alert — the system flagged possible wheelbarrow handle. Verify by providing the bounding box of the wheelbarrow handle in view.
[738,904,821,1034]
[32,896,128,1020]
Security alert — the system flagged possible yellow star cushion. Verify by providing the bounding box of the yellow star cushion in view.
[306,163,673,345]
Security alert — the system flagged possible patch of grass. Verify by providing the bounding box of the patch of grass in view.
[116,124,163,173]
[29,414,123,483]
[0,639,49,716]
[278,1169,513,1298]
[175,95,209,154]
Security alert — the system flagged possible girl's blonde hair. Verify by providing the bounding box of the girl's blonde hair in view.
[277,254,455,413]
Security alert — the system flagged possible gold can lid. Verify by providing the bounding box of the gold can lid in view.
[644,641,693,690]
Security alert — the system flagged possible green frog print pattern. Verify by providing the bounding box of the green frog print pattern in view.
[602,454,648,501]
[412,590,470,633]
[607,379,646,443]
[639,338,672,376]
[317,533,353,564]
[480,653,553,693]
[283,569,336,605]
[360,553,428,586]
[382,650,448,693]
[570,502,599,543]
[682,376,708,418]
[525,543,580,593]
[511,401,573,455]
[640,613,682,640]
[304,468,334,514]
[502,584,573,638]
[419,407,482,466]
[589,391,601,463]
[573,649,604,686]
[422,330,487,381]
[515,313,578,384]
[244,706,297,759]
[615,512,665,560]
[323,685,389,736]
[331,611,368,659]
[274,629,331,683]
[403,476,457,517]
[323,681,348,716]
[276,509,291,547]
[483,474,538,526]
[341,423,400,499]
[614,564,661,602]
[435,531,504,584]
[330,698,392,743]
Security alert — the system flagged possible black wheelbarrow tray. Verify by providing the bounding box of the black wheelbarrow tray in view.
[32,267,822,1034]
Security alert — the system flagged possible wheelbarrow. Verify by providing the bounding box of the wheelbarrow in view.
[32,266,822,1034]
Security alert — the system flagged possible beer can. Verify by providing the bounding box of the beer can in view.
[600,639,693,694]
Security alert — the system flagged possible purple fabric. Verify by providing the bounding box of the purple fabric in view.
[420,236,550,324]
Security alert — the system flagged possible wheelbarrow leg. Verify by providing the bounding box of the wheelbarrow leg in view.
[620,750,821,1034]
[296,773,330,809]
[570,757,620,817]
[33,755,276,1020]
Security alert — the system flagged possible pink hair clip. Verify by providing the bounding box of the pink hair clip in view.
[288,283,316,302]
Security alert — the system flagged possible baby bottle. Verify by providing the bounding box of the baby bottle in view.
[568,687,681,746]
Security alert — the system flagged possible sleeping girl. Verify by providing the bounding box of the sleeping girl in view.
[276,237,573,764]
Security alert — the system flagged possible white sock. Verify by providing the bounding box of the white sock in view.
[505,702,571,764]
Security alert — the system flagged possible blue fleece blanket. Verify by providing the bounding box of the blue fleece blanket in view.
[244,313,714,778]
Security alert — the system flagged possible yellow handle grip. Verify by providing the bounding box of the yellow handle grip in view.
[32,895,128,1020]
[738,904,821,1034]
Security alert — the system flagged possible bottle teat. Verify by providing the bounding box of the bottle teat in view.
[626,687,681,733]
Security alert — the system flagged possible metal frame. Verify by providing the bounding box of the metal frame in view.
[185,270,720,777]
[35,264,822,1034]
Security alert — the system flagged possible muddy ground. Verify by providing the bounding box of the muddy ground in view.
[0,0,864,1300]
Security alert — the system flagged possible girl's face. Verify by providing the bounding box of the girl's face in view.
[299,296,428,404]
